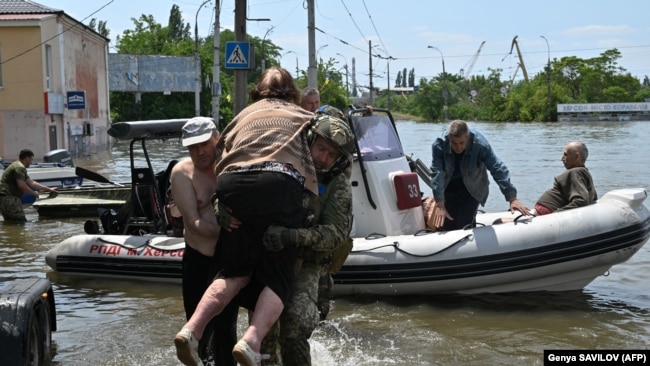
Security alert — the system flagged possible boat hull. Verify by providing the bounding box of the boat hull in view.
[333,189,650,295]
[20,167,82,203]
[33,185,130,218]
[45,189,650,294]
[45,235,184,282]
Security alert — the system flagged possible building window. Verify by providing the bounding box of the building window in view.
[45,44,52,91]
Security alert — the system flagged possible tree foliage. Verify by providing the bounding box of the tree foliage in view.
[371,48,648,122]
[88,18,109,37]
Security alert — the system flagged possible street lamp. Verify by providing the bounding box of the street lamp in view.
[541,35,552,122]
[283,50,299,78]
[194,0,211,117]
[337,52,349,98]
[317,44,328,60]
[427,45,448,121]
[260,26,274,72]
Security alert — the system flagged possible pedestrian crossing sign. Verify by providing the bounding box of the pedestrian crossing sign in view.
[225,42,250,69]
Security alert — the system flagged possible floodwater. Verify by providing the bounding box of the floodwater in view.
[1,120,649,365]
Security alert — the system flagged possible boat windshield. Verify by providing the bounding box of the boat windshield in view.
[351,114,404,161]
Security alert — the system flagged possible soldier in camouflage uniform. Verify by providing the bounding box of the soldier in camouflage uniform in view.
[261,108,355,365]
[0,149,58,222]
[313,105,348,322]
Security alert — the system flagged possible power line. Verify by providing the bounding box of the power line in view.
[339,0,368,44]
[1,1,114,66]
[361,0,390,58]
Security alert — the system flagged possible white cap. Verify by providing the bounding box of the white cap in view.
[182,117,217,147]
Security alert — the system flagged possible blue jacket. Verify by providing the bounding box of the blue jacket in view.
[430,129,517,206]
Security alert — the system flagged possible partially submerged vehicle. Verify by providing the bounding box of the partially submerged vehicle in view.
[0,277,57,365]
[45,111,650,295]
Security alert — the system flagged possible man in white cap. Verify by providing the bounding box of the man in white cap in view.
[171,116,236,364]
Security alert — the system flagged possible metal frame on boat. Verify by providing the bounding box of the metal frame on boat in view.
[45,112,650,295]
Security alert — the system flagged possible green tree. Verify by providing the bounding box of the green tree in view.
[88,18,110,38]
[167,5,190,42]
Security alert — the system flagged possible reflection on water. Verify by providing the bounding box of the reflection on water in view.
[1,121,649,365]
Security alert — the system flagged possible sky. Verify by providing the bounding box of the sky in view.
[37,0,650,92]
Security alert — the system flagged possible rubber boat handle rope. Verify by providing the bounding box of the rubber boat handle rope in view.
[350,233,472,257]
[96,236,181,252]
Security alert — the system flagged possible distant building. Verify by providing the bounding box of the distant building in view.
[557,103,650,122]
[0,0,110,160]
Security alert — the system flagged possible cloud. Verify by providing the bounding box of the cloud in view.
[563,25,633,37]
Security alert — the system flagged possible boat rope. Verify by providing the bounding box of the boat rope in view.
[96,236,181,252]
[350,233,472,257]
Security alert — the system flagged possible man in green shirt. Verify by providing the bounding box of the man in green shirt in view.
[0,149,57,222]
[535,141,597,215]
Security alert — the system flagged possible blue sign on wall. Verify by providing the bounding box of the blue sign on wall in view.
[67,91,86,110]
[225,42,250,69]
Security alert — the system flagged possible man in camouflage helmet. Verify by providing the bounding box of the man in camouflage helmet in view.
[261,109,355,365]
[313,104,349,321]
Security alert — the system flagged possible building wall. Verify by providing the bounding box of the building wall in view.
[0,26,43,109]
[0,20,50,159]
[0,14,109,161]
[57,15,110,157]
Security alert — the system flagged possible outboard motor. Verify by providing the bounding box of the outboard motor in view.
[43,149,74,167]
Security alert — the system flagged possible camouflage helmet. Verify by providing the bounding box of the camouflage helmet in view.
[315,104,345,120]
[311,114,355,157]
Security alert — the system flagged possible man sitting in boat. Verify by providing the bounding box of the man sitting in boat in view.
[534,141,597,215]
[0,149,58,222]
[430,120,530,230]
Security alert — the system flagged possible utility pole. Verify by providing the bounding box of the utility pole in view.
[194,0,210,117]
[352,57,357,97]
[369,40,373,105]
[212,1,221,125]
[387,57,391,110]
[337,53,349,98]
[541,35,552,122]
[233,0,247,115]
[307,0,317,88]
[428,45,448,121]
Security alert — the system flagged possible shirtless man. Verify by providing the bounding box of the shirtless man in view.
[171,117,235,364]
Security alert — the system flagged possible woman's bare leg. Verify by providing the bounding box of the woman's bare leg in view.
[175,276,249,366]
[185,276,249,338]
[232,287,284,365]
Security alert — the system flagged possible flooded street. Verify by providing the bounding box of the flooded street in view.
[1,119,649,365]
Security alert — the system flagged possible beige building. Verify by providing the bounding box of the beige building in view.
[0,0,110,161]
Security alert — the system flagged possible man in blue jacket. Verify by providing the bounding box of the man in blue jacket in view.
[430,120,530,230]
